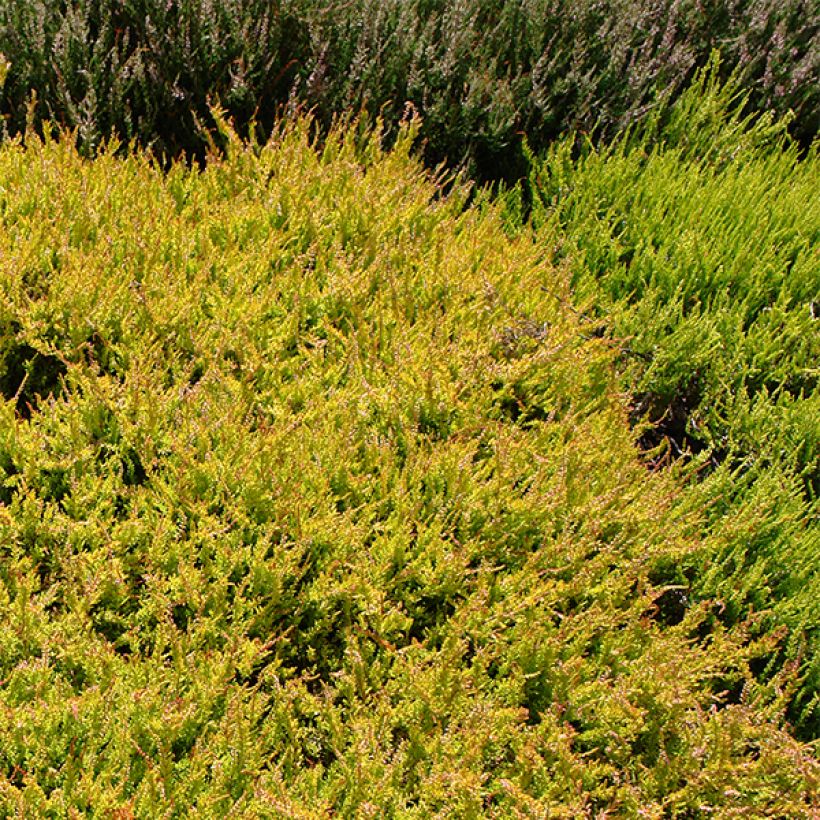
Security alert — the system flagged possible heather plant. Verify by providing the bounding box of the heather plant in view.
[302,0,819,181]
[524,66,819,738]
[0,118,816,814]
[0,0,307,159]
[0,0,817,181]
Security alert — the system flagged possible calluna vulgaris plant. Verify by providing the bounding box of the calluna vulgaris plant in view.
[521,65,819,740]
[0,0,817,182]
[0,113,816,815]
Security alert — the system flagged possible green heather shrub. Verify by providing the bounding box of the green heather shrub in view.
[0,119,816,814]
[524,67,819,739]
[0,0,817,181]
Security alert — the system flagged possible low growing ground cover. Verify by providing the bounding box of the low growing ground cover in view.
[519,73,819,740]
[0,116,817,815]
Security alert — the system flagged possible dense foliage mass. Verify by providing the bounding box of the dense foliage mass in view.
[0,0,817,181]
[0,118,816,814]
[515,73,820,738]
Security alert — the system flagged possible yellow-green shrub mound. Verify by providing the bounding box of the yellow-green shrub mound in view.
[0,121,816,815]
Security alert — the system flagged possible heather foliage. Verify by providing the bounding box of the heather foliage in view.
[523,70,819,738]
[0,0,307,160]
[0,0,817,181]
[0,120,816,814]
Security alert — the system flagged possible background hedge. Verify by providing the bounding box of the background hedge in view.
[0,0,817,182]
